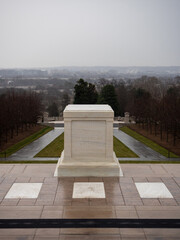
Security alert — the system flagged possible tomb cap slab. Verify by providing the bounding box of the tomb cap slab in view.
[64,104,114,118]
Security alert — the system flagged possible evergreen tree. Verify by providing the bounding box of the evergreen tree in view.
[98,84,119,115]
[116,83,127,116]
[73,79,98,104]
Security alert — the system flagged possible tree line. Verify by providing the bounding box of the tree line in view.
[0,77,179,149]
[74,78,180,146]
[0,90,42,149]
[130,87,180,146]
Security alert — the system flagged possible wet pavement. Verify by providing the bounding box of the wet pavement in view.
[114,129,173,161]
[0,163,180,239]
[1,128,179,162]
[6,128,63,161]
[0,128,180,239]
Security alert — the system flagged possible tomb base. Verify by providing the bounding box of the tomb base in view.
[54,151,123,177]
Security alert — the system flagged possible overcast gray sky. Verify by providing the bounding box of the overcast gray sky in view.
[0,0,180,68]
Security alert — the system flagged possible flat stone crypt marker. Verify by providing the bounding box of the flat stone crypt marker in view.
[55,104,122,177]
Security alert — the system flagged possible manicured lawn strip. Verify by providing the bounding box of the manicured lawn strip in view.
[119,161,180,164]
[113,136,138,158]
[1,160,180,164]
[35,132,64,157]
[35,133,138,158]
[0,160,58,164]
[120,126,179,158]
[0,126,53,158]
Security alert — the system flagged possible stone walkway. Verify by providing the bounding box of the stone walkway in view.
[114,129,179,161]
[2,128,179,162]
[3,128,63,161]
[0,163,180,239]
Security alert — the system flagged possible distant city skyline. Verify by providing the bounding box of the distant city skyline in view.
[0,0,180,68]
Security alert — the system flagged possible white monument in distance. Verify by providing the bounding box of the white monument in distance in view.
[124,112,130,123]
[55,104,122,177]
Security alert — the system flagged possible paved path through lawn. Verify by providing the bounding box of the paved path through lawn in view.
[2,128,179,162]
[114,129,168,161]
[6,128,63,161]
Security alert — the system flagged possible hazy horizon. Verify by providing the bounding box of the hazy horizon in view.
[0,0,180,68]
[1,65,180,70]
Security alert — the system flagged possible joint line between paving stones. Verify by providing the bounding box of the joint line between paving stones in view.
[23,164,28,174]
[162,177,180,206]
[119,181,125,206]
[134,206,147,239]
[173,177,180,189]
[52,179,59,206]
[135,205,148,240]
[161,164,169,174]
[7,165,15,175]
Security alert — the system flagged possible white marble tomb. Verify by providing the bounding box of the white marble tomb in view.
[54,104,122,177]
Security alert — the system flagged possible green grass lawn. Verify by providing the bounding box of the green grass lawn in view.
[113,136,138,158]
[0,126,53,158]
[35,132,138,158]
[120,126,179,158]
[119,160,180,164]
[35,132,64,158]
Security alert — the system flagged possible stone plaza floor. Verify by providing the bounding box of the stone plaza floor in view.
[0,163,180,239]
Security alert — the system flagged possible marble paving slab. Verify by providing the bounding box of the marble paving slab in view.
[72,182,105,198]
[5,183,42,199]
[135,182,173,198]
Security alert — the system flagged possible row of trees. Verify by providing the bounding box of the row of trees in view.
[131,87,180,146]
[1,77,179,148]
[73,78,180,146]
[47,92,70,117]
[0,90,42,148]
